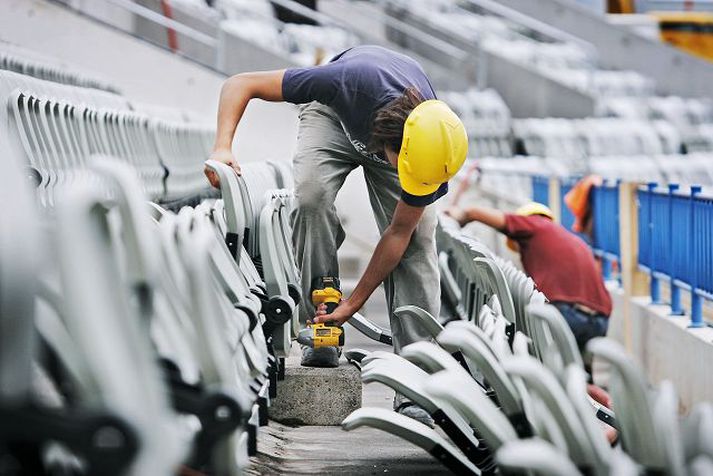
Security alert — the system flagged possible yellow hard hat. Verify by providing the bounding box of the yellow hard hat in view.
[515,202,554,220]
[398,100,468,197]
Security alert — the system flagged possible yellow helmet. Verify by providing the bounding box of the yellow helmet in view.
[515,202,554,220]
[398,100,468,197]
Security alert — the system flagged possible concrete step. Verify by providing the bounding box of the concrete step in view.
[268,342,361,426]
[251,340,448,475]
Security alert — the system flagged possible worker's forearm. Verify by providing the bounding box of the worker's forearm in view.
[212,76,252,152]
[463,206,506,231]
[344,227,412,314]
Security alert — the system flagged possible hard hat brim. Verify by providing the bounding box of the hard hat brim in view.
[397,156,441,197]
[516,202,554,220]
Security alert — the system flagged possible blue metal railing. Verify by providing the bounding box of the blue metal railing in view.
[529,175,711,326]
[591,181,620,280]
[559,177,578,233]
[638,183,711,327]
[532,175,549,207]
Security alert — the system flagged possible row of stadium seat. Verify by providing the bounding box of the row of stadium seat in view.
[386,0,655,99]
[0,116,306,474]
[343,215,713,475]
[437,92,713,162]
[0,40,120,94]
[439,88,514,158]
[0,69,213,205]
[378,0,713,163]
[513,117,683,160]
[0,44,307,473]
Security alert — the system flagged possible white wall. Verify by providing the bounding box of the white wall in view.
[607,290,713,412]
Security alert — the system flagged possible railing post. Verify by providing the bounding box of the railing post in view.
[598,180,612,280]
[549,176,562,224]
[601,254,612,280]
[647,182,661,304]
[619,182,648,352]
[668,183,683,316]
[690,185,704,328]
[615,178,622,287]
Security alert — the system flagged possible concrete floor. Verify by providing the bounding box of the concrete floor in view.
[248,288,450,475]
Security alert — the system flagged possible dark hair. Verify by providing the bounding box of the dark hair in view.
[368,86,425,154]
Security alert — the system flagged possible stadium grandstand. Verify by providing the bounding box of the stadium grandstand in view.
[1,0,713,475]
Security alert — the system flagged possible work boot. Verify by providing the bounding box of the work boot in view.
[300,345,340,368]
[394,401,435,428]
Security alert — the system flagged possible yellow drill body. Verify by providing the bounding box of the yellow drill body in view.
[304,322,344,348]
[297,277,345,348]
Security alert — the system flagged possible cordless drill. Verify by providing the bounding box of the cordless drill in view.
[296,276,345,348]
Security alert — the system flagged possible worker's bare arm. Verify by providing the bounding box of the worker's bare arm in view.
[446,205,506,232]
[206,70,285,187]
[213,70,285,152]
[312,201,425,325]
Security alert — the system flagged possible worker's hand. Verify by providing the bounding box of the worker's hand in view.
[311,302,353,327]
[587,384,618,445]
[444,206,468,227]
[587,384,612,408]
[204,148,241,188]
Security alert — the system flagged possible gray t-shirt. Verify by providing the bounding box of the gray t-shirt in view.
[282,45,447,206]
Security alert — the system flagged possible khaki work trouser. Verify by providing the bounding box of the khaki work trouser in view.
[290,102,440,355]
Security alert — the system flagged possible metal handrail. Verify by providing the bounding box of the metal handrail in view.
[94,0,217,47]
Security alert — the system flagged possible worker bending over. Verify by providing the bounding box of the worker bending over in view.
[205,45,467,426]
[446,202,611,352]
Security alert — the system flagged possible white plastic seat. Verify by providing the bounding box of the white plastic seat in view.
[437,326,526,431]
[496,439,584,476]
[682,403,713,463]
[55,177,185,475]
[393,305,444,339]
[526,303,584,378]
[360,358,483,463]
[587,338,681,474]
[0,134,39,402]
[400,341,468,374]
[501,355,599,471]
[342,408,479,475]
[425,369,519,453]
[564,365,614,476]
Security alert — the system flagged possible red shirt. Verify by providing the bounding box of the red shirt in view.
[504,214,612,317]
